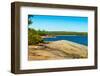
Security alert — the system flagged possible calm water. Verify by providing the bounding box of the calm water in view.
[43,35,88,46]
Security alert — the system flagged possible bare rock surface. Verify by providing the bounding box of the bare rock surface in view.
[28,40,88,60]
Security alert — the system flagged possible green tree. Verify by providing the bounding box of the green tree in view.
[28,28,44,45]
[28,15,34,25]
[28,19,32,25]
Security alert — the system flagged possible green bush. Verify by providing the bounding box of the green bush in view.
[28,28,44,45]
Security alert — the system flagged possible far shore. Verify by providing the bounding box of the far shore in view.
[41,34,87,38]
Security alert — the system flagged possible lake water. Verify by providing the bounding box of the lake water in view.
[43,35,88,46]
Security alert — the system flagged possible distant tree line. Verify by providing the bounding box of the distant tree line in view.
[47,31,88,36]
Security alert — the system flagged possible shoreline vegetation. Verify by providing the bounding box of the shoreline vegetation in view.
[28,28,88,60]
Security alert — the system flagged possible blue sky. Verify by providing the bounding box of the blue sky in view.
[28,15,88,32]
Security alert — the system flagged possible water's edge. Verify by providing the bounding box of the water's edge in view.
[43,35,88,46]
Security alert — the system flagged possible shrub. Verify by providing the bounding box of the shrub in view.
[28,28,44,45]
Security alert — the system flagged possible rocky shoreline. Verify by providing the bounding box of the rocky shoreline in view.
[28,40,88,60]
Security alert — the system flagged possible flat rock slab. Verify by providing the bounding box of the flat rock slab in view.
[28,40,88,60]
[46,40,88,58]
